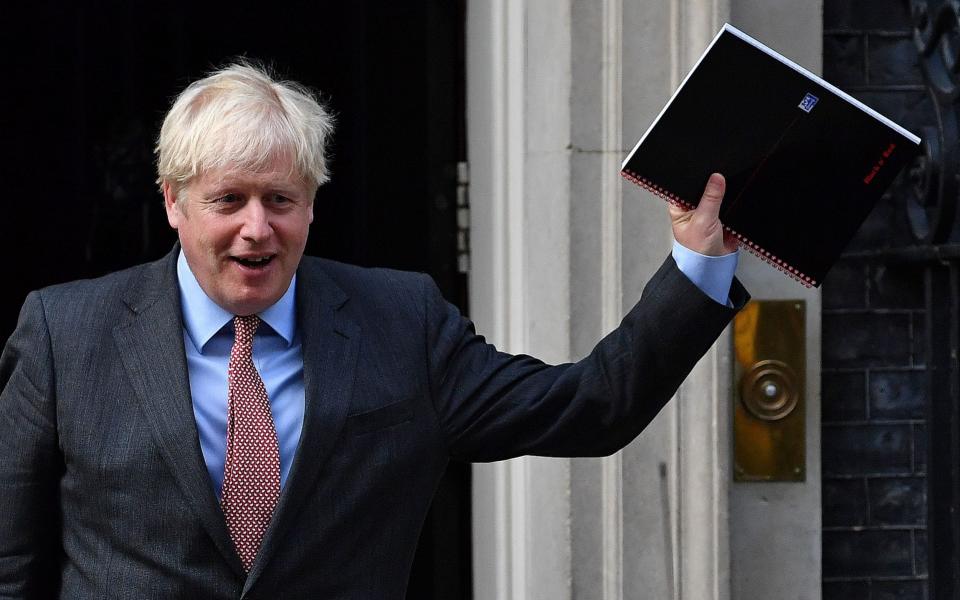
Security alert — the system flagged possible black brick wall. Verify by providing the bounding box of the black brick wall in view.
[822,1,929,598]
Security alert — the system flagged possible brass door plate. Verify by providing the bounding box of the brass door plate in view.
[733,300,806,482]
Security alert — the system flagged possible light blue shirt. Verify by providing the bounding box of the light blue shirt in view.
[175,243,734,499]
[672,241,739,306]
[177,251,305,499]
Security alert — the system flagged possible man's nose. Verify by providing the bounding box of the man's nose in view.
[239,200,272,241]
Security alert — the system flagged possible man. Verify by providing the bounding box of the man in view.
[0,63,746,598]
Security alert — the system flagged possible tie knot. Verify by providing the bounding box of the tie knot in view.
[233,315,261,348]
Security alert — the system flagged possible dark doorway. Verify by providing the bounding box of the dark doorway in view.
[1,1,471,597]
[821,1,960,599]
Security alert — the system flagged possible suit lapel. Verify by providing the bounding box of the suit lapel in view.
[112,248,245,577]
[243,259,360,595]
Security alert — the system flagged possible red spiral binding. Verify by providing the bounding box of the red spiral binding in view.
[620,169,816,288]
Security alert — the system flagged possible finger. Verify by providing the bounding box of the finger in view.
[668,203,690,221]
[696,173,726,221]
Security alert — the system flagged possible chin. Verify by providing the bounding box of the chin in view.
[219,293,273,317]
[239,300,274,316]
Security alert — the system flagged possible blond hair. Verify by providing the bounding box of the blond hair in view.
[155,61,334,193]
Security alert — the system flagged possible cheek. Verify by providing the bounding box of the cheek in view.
[290,227,311,253]
[196,223,234,252]
[181,225,231,269]
[277,219,311,247]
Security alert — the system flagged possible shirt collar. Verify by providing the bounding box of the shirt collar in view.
[176,250,298,352]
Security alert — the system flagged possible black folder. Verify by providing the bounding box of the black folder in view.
[621,24,921,286]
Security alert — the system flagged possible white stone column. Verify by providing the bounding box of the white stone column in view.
[467,1,573,598]
[617,2,733,600]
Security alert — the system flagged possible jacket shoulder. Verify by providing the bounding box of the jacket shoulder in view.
[34,262,150,305]
[29,253,174,326]
[299,256,433,298]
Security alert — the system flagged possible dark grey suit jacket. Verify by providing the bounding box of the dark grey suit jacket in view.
[0,247,747,599]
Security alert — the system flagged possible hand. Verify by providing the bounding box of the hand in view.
[669,172,739,256]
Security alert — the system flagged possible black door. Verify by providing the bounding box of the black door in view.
[821,1,960,598]
[1,1,471,597]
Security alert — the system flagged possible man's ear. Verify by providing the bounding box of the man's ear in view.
[163,181,183,229]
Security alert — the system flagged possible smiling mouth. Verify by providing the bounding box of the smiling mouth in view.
[232,255,276,269]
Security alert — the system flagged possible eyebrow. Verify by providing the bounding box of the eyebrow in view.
[199,180,303,197]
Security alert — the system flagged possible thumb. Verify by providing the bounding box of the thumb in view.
[696,173,726,221]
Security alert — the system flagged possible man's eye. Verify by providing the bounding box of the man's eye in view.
[271,194,291,204]
[217,194,240,203]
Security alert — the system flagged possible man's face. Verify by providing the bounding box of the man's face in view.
[164,160,314,316]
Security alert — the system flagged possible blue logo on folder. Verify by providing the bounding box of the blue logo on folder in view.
[799,93,819,113]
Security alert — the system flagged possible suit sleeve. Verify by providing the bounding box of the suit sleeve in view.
[425,255,748,462]
[0,292,62,599]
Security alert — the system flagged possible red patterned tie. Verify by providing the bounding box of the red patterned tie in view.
[221,315,281,571]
